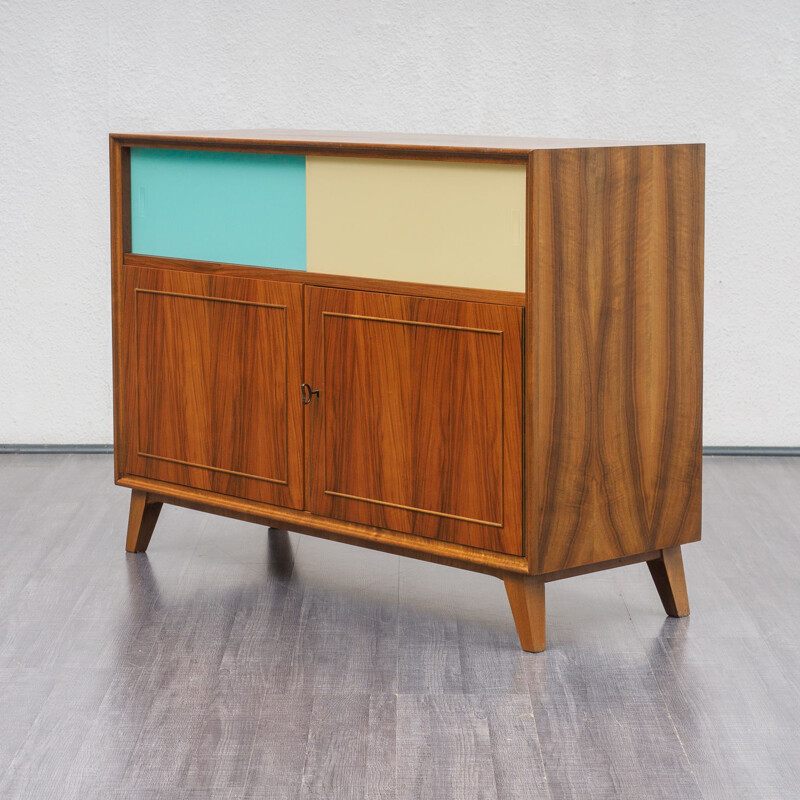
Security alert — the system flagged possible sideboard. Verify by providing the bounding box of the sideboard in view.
[110,129,704,651]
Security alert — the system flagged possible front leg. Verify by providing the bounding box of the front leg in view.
[125,489,163,553]
[504,574,546,652]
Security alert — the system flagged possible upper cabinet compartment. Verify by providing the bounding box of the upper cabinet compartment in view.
[128,147,527,292]
[306,157,527,292]
[129,148,307,270]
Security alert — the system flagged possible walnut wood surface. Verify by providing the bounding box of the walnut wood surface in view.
[110,138,127,481]
[527,144,704,574]
[539,550,661,583]
[125,489,162,553]
[304,287,523,555]
[118,265,304,507]
[122,253,526,307]
[118,475,529,576]
[503,575,546,652]
[110,130,668,165]
[648,546,690,617]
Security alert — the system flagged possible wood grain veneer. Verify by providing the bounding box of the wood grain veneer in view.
[119,474,529,577]
[527,144,704,575]
[122,253,527,307]
[304,286,523,555]
[111,129,667,163]
[125,489,162,553]
[110,137,127,481]
[119,265,304,507]
[648,546,691,617]
[503,575,546,653]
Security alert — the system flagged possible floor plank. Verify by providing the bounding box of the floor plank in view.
[300,694,396,800]
[525,648,703,799]
[0,667,115,799]
[647,635,800,800]
[396,695,498,799]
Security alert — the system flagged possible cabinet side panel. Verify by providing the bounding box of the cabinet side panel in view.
[306,157,526,292]
[529,145,704,574]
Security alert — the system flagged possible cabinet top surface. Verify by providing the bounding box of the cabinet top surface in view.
[110,128,695,158]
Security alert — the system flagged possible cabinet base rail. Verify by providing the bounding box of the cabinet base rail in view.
[125,487,690,653]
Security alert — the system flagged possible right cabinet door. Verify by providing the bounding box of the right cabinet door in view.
[305,286,523,556]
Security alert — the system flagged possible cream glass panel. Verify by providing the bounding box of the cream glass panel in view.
[306,157,526,292]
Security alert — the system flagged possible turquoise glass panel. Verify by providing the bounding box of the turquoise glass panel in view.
[130,148,306,270]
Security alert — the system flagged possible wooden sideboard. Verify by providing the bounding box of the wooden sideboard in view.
[110,129,704,651]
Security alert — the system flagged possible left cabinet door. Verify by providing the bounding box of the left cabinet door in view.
[116,266,304,508]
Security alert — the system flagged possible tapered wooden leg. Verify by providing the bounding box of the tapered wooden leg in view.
[504,574,546,652]
[647,545,690,617]
[126,489,163,553]
[267,527,294,577]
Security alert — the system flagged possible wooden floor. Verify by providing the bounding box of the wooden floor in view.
[0,455,798,799]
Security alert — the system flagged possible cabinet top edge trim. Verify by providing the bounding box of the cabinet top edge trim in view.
[110,131,703,161]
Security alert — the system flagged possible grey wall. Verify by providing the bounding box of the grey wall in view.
[1,0,798,445]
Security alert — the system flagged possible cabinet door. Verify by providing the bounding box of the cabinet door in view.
[305,286,523,555]
[118,266,304,508]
